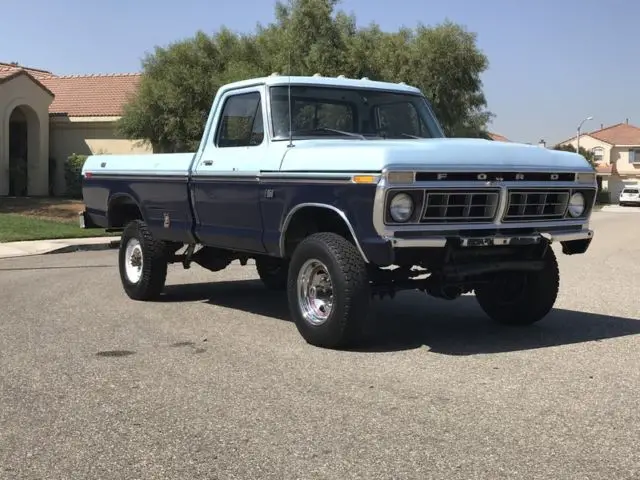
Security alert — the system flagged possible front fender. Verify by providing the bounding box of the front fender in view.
[260,181,392,265]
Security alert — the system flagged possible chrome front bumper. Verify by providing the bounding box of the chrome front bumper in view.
[388,228,594,248]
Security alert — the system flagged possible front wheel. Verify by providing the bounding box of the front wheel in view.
[474,246,560,326]
[118,220,169,301]
[287,232,371,349]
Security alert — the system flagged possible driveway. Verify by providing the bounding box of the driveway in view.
[1,211,639,479]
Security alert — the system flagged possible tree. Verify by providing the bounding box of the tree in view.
[118,0,493,151]
[118,30,264,152]
[552,144,597,167]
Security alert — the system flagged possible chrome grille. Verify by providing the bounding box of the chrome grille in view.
[503,189,570,221]
[421,190,499,223]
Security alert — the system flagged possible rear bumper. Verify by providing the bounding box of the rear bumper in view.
[78,210,100,229]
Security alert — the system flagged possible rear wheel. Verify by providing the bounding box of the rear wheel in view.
[118,220,169,301]
[474,246,559,326]
[287,232,371,349]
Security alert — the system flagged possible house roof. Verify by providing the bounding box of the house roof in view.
[558,122,640,147]
[0,62,55,80]
[1,62,141,117]
[596,164,612,174]
[488,132,509,142]
[40,74,141,117]
[0,65,55,96]
[584,123,640,146]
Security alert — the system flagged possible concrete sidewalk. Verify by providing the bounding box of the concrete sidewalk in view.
[0,236,120,259]
[598,204,640,213]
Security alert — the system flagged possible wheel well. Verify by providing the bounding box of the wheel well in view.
[283,206,355,258]
[108,196,143,228]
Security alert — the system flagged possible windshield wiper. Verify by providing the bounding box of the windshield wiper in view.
[376,130,424,139]
[291,128,366,140]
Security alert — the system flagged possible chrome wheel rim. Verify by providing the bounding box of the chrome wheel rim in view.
[124,238,143,284]
[297,259,334,326]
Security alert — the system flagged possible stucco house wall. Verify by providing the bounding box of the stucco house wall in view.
[0,72,53,196]
[1,62,148,197]
[610,147,640,175]
[49,116,151,194]
[564,135,610,161]
[559,122,640,200]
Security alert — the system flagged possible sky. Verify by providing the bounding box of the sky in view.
[1,0,637,145]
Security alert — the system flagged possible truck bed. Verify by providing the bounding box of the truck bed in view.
[82,152,195,177]
[81,152,197,243]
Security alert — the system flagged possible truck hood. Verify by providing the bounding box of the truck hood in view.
[278,138,594,173]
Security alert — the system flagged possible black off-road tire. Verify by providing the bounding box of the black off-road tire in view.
[287,232,371,349]
[118,220,169,301]
[255,256,288,291]
[474,246,560,326]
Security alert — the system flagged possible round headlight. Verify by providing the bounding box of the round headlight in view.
[389,193,414,222]
[568,192,585,217]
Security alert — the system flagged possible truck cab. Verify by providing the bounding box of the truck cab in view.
[80,74,598,349]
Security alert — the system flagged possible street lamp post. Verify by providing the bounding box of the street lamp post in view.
[576,116,593,153]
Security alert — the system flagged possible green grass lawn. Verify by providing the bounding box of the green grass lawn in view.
[0,213,115,243]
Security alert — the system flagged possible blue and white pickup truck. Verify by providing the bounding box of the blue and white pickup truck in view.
[80,73,597,348]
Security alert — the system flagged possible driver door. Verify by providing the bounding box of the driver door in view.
[192,86,274,253]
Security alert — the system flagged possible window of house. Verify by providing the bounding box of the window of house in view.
[630,149,640,163]
[591,147,604,164]
[216,92,264,147]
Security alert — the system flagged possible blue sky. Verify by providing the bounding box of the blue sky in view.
[1,0,636,145]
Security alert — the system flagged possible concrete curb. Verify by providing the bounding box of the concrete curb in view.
[0,237,121,260]
[43,239,121,255]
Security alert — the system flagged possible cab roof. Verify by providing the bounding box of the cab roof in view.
[218,74,423,95]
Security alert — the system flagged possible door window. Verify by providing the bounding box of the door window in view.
[216,92,264,147]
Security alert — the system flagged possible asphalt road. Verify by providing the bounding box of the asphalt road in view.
[1,211,639,479]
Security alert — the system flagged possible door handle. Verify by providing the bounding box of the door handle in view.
[203,160,213,166]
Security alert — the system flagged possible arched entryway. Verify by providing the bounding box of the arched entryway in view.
[8,105,40,197]
[9,107,28,196]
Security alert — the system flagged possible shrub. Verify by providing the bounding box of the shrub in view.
[64,153,87,198]
[596,190,610,204]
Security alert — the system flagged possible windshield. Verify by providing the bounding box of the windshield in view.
[268,85,444,140]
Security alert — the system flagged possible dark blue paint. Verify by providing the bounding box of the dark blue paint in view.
[82,174,394,265]
[258,181,393,264]
[82,175,196,244]
[191,178,266,253]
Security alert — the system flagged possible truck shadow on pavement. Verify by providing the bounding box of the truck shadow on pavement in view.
[159,280,640,355]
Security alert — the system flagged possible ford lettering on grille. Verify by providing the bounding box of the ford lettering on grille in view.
[414,172,575,182]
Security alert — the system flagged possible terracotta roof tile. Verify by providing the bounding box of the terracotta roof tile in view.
[488,132,509,142]
[0,66,55,96]
[0,66,18,80]
[40,73,142,117]
[0,62,55,80]
[584,123,640,146]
